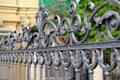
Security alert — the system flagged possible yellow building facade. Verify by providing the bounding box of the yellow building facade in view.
[0,0,39,33]
[0,0,40,80]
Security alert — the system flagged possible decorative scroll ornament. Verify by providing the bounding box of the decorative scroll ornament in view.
[0,0,120,50]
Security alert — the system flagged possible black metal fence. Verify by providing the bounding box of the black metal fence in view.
[0,0,120,80]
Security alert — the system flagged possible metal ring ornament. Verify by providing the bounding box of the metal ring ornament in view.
[54,15,68,45]
[37,52,45,66]
[95,49,116,72]
[81,50,97,70]
[31,52,38,65]
[14,53,18,63]
[113,48,120,67]
[105,11,120,40]
[18,52,22,63]
[69,2,76,17]
[41,21,57,47]
[5,54,8,62]
[23,52,27,64]
[11,53,14,63]
[4,54,7,62]
[1,54,4,62]
[51,51,61,67]
[26,52,32,65]
[69,51,83,69]
[59,51,71,68]
[31,32,39,48]
[43,52,52,66]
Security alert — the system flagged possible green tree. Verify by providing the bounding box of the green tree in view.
[37,0,120,43]
[75,0,120,43]
[39,0,74,17]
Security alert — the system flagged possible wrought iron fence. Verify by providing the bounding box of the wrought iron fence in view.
[0,0,120,80]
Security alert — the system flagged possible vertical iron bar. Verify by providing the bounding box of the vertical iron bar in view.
[105,71,110,80]
[28,64,31,80]
[3,61,4,80]
[4,61,5,80]
[5,61,8,80]
[19,63,22,80]
[2,61,4,80]
[24,64,26,80]
[3,61,5,80]
[15,63,18,80]
[75,68,80,80]
[6,61,9,80]
[8,62,11,80]
[5,61,7,80]
[40,66,43,80]
[89,70,93,80]
[47,66,51,80]
[0,60,2,80]
[12,63,14,80]
[34,65,37,80]
[1,61,2,80]
[64,67,68,80]
[4,61,6,80]
[55,67,59,80]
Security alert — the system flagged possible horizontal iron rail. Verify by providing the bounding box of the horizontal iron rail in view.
[1,40,120,53]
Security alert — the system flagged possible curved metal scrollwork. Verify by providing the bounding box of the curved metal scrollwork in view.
[0,0,120,80]
[0,0,120,49]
